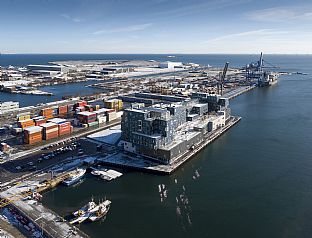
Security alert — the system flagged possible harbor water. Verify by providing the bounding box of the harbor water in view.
[2,54,312,237]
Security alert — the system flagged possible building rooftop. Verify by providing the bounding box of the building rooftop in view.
[27,64,63,69]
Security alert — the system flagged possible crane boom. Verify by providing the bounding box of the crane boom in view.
[259,52,263,72]
[220,62,229,95]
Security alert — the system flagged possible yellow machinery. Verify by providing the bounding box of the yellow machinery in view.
[0,172,70,209]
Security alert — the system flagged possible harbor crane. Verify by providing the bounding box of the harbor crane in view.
[245,52,279,84]
[218,62,229,95]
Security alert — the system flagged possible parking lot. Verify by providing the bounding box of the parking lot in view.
[0,137,101,186]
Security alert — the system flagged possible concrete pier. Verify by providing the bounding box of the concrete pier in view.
[224,85,256,99]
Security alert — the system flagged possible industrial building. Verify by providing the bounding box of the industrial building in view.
[120,93,231,164]
[27,64,71,75]
[101,67,135,75]
[159,61,183,69]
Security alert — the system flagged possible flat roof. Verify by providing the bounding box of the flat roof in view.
[27,64,63,68]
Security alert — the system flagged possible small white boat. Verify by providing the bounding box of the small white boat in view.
[90,167,108,176]
[63,168,86,186]
[99,169,123,181]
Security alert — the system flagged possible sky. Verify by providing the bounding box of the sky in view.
[1,0,312,54]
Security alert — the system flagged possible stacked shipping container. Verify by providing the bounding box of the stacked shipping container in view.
[24,126,43,144]
[33,116,47,126]
[47,118,72,137]
[77,111,97,124]
[74,101,87,110]
[58,121,71,136]
[40,108,53,119]
[58,105,68,117]
[17,113,31,121]
[40,123,59,140]
[104,99,123,111]
[18,119,35,129]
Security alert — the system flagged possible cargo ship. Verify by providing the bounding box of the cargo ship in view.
[245,52,279,87]
[258,71,278,87]
[63,168,86,186]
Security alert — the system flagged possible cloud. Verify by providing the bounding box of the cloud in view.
[61,14,84,23]
[202,29,289,44]
[246,6,312,22]
[153,0,250,18]
[92,23,152,35]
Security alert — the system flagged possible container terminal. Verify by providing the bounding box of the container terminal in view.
[0,53,281,237]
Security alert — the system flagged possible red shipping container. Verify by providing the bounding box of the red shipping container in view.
[35,119,47,126]
[43,130,59,140]
[58,122,71,136]
[58,105,68,114]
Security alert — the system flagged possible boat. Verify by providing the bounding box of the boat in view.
[63,168,86,186]
[91,167,108,176]
[72,200,97,217]
[99,169,123,181]
[258,72,278,87]
[70,211,91,224]
[88,200,111,222]
[245,52,279,87]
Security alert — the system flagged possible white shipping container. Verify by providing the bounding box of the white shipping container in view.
[116,111,123,118]
[98,116,107,124]
[107,111,117,121]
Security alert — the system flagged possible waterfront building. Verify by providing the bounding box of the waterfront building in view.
[120,94,230,164]
[158,61,183,69]
[101,67,134,75]
[27,64,72,75]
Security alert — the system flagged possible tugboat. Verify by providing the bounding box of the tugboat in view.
[63,168,86,186]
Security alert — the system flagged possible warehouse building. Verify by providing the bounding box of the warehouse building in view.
[159,61,183,69]
[27,64,72,75]
[101,67,135,75]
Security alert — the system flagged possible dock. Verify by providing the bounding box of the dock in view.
[0,170,89,238]
[224,85,256,100]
